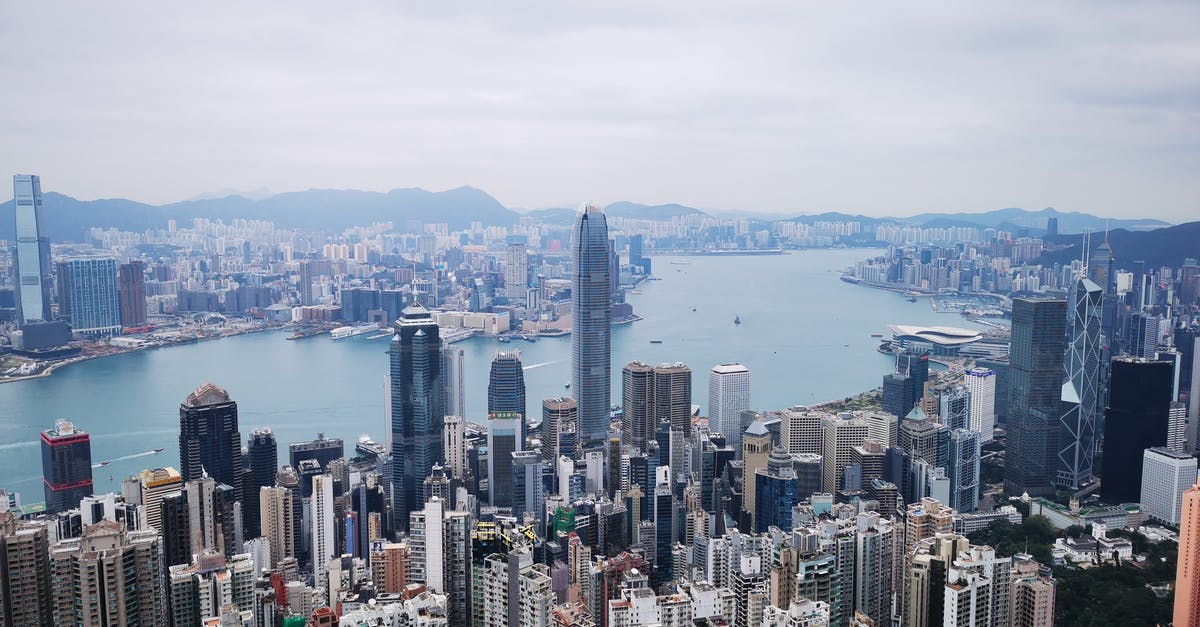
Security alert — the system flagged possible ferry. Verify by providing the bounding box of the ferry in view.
[870,333,883,338]
[498,336,511,343]
[355,435,387,458]
[650,340,663,344]
[520,334,537,343]
[734,315,741,325]
[330,324,378,340]
[669,259,691,265]
[564,382,571,389]
[98,461,111,467]
[153,448,165,454]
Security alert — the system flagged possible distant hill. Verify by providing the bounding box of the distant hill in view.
[603,201,707,220]
[0,186,519,241]
[522,207,577,226]
[1038,222,1200,270]
[779,211,883,225]
[901,207,1169,233]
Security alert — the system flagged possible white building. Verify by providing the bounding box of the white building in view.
[965,368,997,443]
[1141,447,1198,525]
[311,474,336,584]
[709,363,751,452]
[762,599,831,626]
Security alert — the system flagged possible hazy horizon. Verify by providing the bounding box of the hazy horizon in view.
[1,1,1196,221]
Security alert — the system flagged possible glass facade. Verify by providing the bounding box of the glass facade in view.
[571,205,611,450]
[389,301,444,532]
[1004,297,1065,497]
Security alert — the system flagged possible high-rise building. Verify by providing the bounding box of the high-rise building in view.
[654,466,673,585]
[948,428,981,513]
[543,397,577,466]
[1141,447,1198,526]
[488,411,523,509]
[511,450,544,521]
[56,257,121,336]
[0,512,52,626]
[1005,297,1066,497]
[311,474,336,582]
[506,240,529,301]
[299,260,315,306]
[821,414,868,493]
[709,363,751,452]
[260,485,295,568]
[11,174,52,324]
[288,432,344,470]
[139,466,183,532]
[409,497,470,625]
[571,205,612,450]
[854,512,896,624]
[117,260,146,328]
[883,352,930,421]
[939,385,970,431]
[167,552,255,626]
[444,415,466,480]
[964,367,997,443]
[244,427,277,539]
[754,447,800,533]
[160,490,192,567]
[40,419,93,513]
[654,362,693,436]
[179,383,244,500]
[1057,277,1103,490]
[1101,357,1174,504]
[183,475,240,560]
[488,351,526,415]
[389,300,445,532]
[778,406,825,455]
[1175,477,1200,626]
[1131,312,1160,359]
[48,521,164,626]
[621,361,654,451]
[443,344,466,419]
[1010,554,1056,627]
[741,419,773,530]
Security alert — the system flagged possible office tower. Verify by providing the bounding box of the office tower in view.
[310,474,336,583]
[621,361,654,450]
[947,429,981,513]
[964,367,997,443]
[288,433,343,470]
[0,512,52,626]
[512,450,544,521]
[1175,477,1200,626]
[443,344,466,419]
[179,383,244,503]
[1169,402,1187,452]
[260,486,294,568]
[159,490,191,567]
[939,385,970,431]
[488,351,526,415]
[139,466,183,532]
[899,408,949,467]
[654,362,693,436]
[40,419,93,513]
[653,466,673,584]
[276,465,305,563]
[299,260,315,306]
[543,397,577,466]
[1101,357,1174,504]
[854,512,895,624]
[754,447,800,533]
[409,498,470,625]
[850,439,886,486]
[12,174,52,324]
[1057,277,1103,490]
[1131,312,1160,358]
[488,411,523,509]
[506,240,529,300]
[56,257,121,336]
[779,407,825,455]
[444,415,466,480]
[741,419,773,530]
[1140,447,1197,526]
[861,411,898,449]
[883,352,929,420]
[821,414,868,493]
[389,300,445,532]
[167,552,255,626]
[710,363,751,452]
[117,260,146,327]
[48,522,164,626]
[571,204,612,450]
[243,427,277,539]
[1005,297,1066,497]
[184,475,241,560]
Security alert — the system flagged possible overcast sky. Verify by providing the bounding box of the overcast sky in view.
[1,2,1196,220]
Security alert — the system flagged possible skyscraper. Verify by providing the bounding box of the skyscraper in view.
[506,240,529,301]
[487,411,523,509]
[964,367,997,443]
[621,361,654,451]
[822,414,869,493]
[49,522,165,626]
[299,260,315,306]
[948,428,981,513]
[56,257,121,336]
[0,512,52,626]
[179,383,244,500]
[40,419,93,513]
[243,427,277,539]
[311,474,336,583]
[1057,277,1103,489]
[389,300,445,532]
[653,362,693,436]
[571,204,612,450]
[1101,357,1174,504]
[709,363,751,452]
[260,485,295,568]
[444,415,466,480]
[1175,477,1200,626]
[1141,448,1198,526]
[542,397,577,466]
[443,344,466,419]
[117,260,146,328]
[11,174,52,324]
[883,351,930,420]
[487,351,526,415]
[1005,297,1066,497]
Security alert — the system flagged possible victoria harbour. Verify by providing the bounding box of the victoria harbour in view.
[0,248,971,497]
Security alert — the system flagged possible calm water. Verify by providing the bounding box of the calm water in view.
[0,248,979,498]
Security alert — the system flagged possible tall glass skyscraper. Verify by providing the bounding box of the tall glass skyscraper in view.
[571,204,611,450]
[41,419,93,513]
[1004,297,1066,497]
[487,351,526,416]
[12,174,52,324]
[389,300,444,532]
[487,351,526,509]
[244,427,278,538]
[179,383,244,500]
[56,257,121,336]
[1101,357,1175,504]
[1057,276,1103,489]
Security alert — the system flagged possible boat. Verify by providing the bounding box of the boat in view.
[650,340,663,344]
[670,259,691,265]
[520,334,537,343]
[734,315,741,325]
[330,324,378,340]
[870,333,883,338]
[564,382,571,389]
[355,435,387,458]
[498,336,511,343]
[692,308,697,312]
[153,448,165,454]
[98,461,111,467]
[907,296,918,303]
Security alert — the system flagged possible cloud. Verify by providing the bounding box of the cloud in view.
[0,1,1196,221]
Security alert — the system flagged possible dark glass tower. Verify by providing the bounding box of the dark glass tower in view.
[1004,297,1066,497]
[1057,277,1102,489]
[621,361,653,451]
[883,351,929,419]
[179,383,244,500]
[244,427,278,538]
[389,300,444,532]
[571,205,612,451]
[487,351,526,415]
[40,419,93,513]
[12,174,52,324]
[1100,358,1174,504]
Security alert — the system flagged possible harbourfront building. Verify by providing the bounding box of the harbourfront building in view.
[389,300,445,532]
[571,205,612,451]
[709,363,751,452]
[40,419,93,514]
[12,174,52,324]
[56,256,121,336]
[117,260,147,327]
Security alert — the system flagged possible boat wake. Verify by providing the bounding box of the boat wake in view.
[522,360,563,371]
[93,449,163,468]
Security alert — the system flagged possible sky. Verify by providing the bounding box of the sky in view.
[0,2,1196,220]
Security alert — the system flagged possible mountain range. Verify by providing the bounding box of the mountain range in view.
[1039,222,1200,271]
[0,185,1178,242]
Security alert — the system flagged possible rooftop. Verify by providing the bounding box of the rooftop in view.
[889,324,983,346]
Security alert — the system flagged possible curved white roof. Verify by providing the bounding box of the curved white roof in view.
[888,324,982,346]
